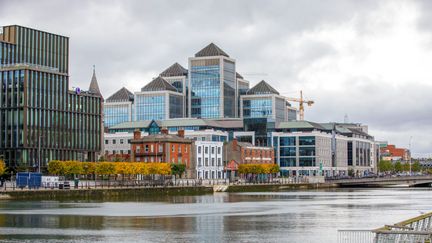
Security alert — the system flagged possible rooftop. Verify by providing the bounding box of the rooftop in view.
[195,43,229,58]
[141,76,177,92]
[246,80,280,95]
[106,87,134,102]
[160,62,188,77]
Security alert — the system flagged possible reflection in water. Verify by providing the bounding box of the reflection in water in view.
[0,188,431,242]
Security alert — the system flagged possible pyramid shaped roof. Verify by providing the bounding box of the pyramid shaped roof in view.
[195,43,229,57]
[160,62,188,77]
[141,76,177,92]
[106,87,134,102]
[246,80,280,95]
[89,68,102,97]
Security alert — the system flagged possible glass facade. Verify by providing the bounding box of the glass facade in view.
[135,94,165,121]
[190,58,221,118]
[104,103,130,127]
[243,98,272,119]
[279,136,296,167]
[276,136,317,168]
[169,94,183,118]
[0,25,102,169]
[223,60,236,118]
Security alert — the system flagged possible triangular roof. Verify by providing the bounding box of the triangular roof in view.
[141,76,177,92]
[236,72,244,79]
[106,87,134,102]
[160,62,188,77]
[195,43,229,57]
[246,80,279,95]
[89,67,102,97]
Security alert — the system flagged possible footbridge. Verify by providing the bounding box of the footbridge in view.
[329,175,432,187]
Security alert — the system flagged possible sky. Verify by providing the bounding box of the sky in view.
[1,0,431,157]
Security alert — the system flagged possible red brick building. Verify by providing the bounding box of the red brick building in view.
[380,144,410,161]
[130,129,193,168]
[224,138,275,165]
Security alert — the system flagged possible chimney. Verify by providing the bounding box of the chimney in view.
[232,138,238,151]
[161,127,169,135]
[177,129,185,138]
[133,129,141,139]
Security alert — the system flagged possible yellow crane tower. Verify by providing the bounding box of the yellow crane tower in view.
[285,90,314,121]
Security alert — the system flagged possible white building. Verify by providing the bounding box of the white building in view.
[103,132,134,159]
[193,141,225,180]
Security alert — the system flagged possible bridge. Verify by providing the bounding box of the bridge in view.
[328,175,432,187]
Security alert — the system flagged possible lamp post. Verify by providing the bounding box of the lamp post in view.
[409,136,413,175]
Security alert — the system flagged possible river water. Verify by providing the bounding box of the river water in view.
[0,188,431,242]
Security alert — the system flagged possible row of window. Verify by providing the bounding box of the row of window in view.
[105,138,131,145]
[197,157,222,167]
[197,146,222,155]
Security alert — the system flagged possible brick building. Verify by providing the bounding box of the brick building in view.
[380,144,410,162]
[224,138,275,165]
[130,128,193,175]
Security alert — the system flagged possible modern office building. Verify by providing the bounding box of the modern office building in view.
[104,87,134,128]
[193,141,225,180]
[134,76,184,121]
[189,43,237,119]
[236,72,249,117]
[159,62,188,116]
[0,25,103,169]
[240,80,288,122]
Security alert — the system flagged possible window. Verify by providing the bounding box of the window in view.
[136,147,140,152]
[128,139,131,144]
[112,139,116,144]
[211,147,215,154]
[145,145,149,152]
[198,146,202,153]
[105,140,108,144]
[211,158,215,166]
[120,150,124,155]
[218,158,221,166]
[150,145,154,152]
[205,147,208,154]
[198,158,202,166]
[159,144,163,152]
[218,147,221,154]
[120,139,124,144]
[205,158,209,166]
[112,150,116,154]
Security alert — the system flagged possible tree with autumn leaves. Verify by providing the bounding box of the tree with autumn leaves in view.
[47,160,172,178]
[238,163,280,183]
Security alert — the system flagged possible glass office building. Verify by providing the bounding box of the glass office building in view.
[241,80,287,122]
[104,87,134,128]
[0,25,103,169]
[189,43,237,119]
[135,76,184,121]
[160,62,188,117]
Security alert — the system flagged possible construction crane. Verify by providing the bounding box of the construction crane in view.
[285,90,314,121]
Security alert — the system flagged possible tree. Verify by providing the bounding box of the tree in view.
[378,160,393,173]
[412,161,421,172]
[48,160,65,175]
[394,161,402,173]
[96,162,116,176]
[0,160,5,176]
[171,164,186,178]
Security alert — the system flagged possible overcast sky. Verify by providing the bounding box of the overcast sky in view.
[1,0,431,157]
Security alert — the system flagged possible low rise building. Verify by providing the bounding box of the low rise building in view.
[224,138,274,165]
[130,128,193,176]
[380,144,410,162]
[193,141,225,180]
[103,132,133,161]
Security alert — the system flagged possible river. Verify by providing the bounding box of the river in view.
[0,188,431,242]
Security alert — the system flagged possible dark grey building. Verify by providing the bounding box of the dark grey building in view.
[0,25,103,170]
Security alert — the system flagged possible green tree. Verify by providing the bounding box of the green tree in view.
[378,160,393,172]
[412,161,421,172]
[171,164,186,178]
[394,161,402,172]
[96,162,116,176]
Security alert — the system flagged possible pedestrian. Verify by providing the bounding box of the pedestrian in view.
[0,177,4,188]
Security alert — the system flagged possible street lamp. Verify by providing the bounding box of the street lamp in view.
[409,136,413,175]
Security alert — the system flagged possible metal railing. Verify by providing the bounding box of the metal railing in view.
[338,212,432,243]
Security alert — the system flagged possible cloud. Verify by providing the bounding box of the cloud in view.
[0,0,430,156]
